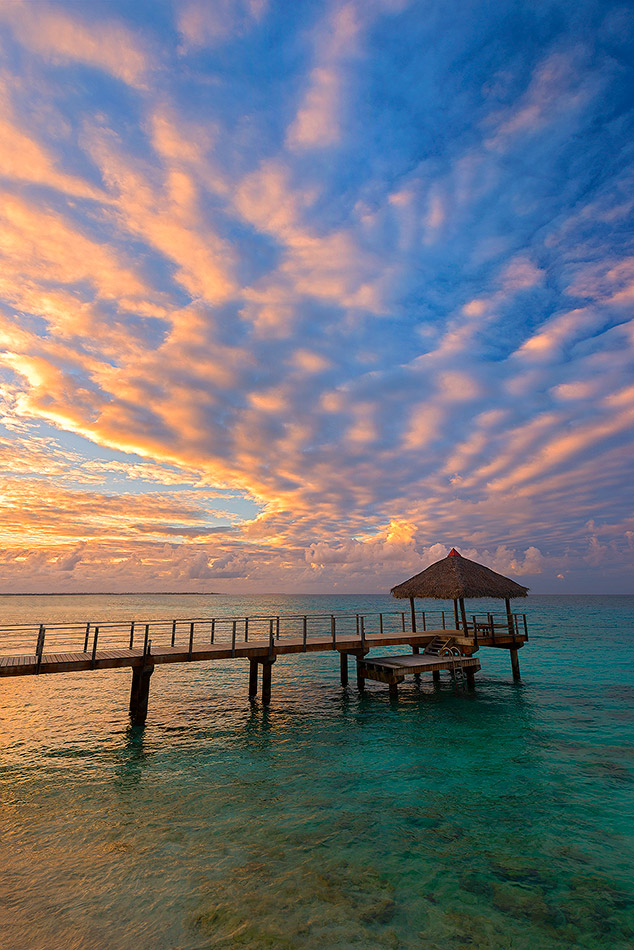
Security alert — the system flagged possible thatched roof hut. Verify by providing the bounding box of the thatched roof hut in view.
[391,548,529,601]
[391,548,528,634]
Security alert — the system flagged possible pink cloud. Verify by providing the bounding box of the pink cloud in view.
[0,2,152,87]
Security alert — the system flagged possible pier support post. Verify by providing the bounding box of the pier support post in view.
[248,659,258,699]
[261,658,274,705]
[509,647,521,680]
[389,681,399,699]
[129,664,154,726]
[466,668,476,689]
[356,659,365,692]
[432,670,440,683]
[340,651,348,687]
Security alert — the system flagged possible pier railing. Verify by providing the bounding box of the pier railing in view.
[0,607,528,660]
[465,612,528,644]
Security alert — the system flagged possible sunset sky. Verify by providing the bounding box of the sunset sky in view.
[0,0,633,593]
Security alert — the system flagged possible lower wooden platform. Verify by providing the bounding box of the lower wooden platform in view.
[359,652,481,693]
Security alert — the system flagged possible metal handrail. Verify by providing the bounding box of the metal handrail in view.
[0,607,528,657]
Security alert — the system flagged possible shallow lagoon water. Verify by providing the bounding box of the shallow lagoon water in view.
[1,594,633,949]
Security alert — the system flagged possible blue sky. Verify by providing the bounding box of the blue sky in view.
[0,0,632,592]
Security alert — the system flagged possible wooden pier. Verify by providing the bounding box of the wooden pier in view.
[0,608,527,725]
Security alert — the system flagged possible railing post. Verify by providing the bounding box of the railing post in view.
[36,624,45,672]
[171,619,176,646]
[129,621,135,650]
[276,616,280,640]
[245,617,249,642]
[379,613,383,636]
[489,613,495,643]
[401,612,405,632]
[231,620,236,657]
[421,612,426,632]
[188,622,194,658]
[303,615,307,651]
[144,624,150,656]
[211,619,215,644]
[356,614,359,637]
[269,618,274,658]
[523,614,528,640]
[84,622,90,653]
[91,627,100,667]
[331,614,336,646]
[360,615,365,647]
[441,610,445,630]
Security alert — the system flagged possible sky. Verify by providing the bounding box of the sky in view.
[0,0,633,594]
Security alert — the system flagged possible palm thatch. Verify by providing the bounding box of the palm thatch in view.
[391,549,529,600]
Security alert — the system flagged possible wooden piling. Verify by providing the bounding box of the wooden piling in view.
[261,658,274,705]
[432,670,440,683]
[466,668,476,689]
[248,659,258,699]
[409,597,416,633]
[389,682,399,698]
[356,658,365,692]
[129,664,154,726]
[510,647,521,679]
[340,651,348,686]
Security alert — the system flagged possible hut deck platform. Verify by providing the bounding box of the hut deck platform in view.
[361,653,481,680]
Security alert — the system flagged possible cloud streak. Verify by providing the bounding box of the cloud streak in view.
[0,0,632,592]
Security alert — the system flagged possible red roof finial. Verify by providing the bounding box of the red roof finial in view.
[448,548,461,557]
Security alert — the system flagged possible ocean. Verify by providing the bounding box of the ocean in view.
[0,593,633,949]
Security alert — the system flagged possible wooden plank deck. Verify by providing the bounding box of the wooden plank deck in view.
[0,628,525,678]
[362,653,481,673]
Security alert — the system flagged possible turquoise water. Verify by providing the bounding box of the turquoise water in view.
[1,594,633,949]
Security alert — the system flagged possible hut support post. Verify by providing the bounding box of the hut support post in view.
[466,668,476,689]
[248,659,258,699]
[129,664,154,726]
[356,658,365,692]
[432,670,440,683]
[510,648,521,680]
[453,599,460,630]
[459,598,468,636]
[409,597,416,633]
[505,598,514,638]
[388,682,398,699]
[340,652,348,686]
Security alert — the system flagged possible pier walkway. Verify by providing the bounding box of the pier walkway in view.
[0,608,527,723]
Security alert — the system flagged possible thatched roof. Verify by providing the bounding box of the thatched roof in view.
[391,549,529,600]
